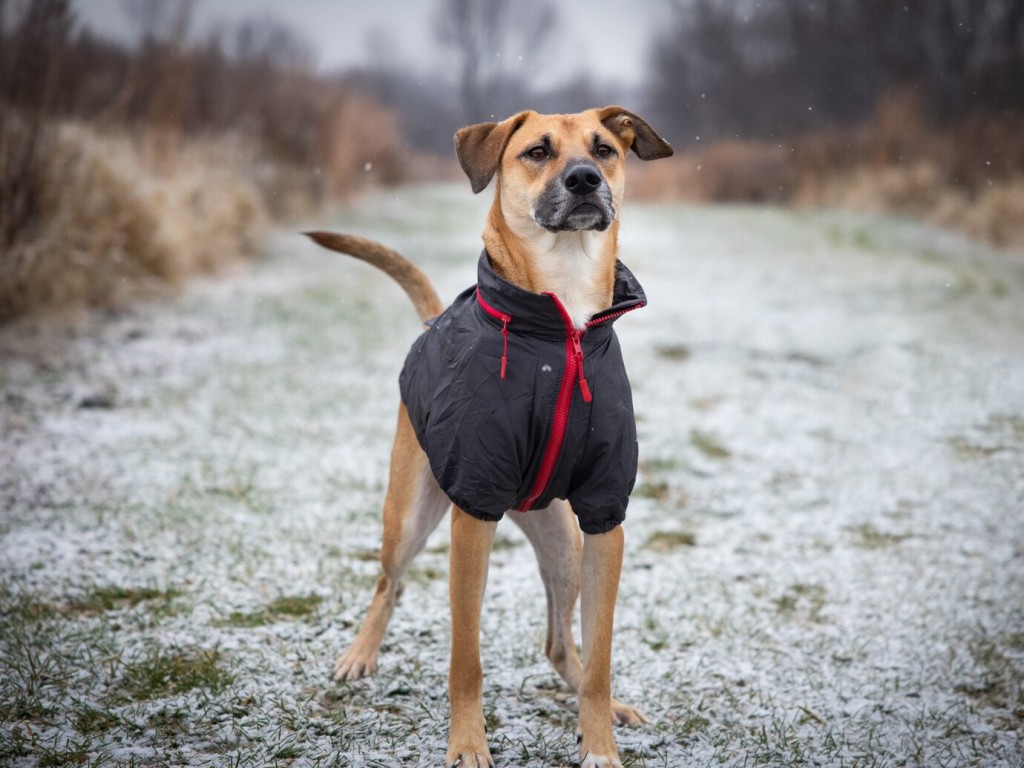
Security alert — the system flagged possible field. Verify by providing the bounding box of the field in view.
[2,185,1023,767]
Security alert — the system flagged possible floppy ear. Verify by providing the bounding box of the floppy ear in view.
[596,106,674,161]
[454,111,532,193]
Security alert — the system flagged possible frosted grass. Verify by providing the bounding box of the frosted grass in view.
[1,185,1022,766]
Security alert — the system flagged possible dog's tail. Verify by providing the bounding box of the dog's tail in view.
[304,231,444,324]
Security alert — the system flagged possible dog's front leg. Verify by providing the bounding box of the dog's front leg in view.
[446,506,498,768]
[577,525,624,768]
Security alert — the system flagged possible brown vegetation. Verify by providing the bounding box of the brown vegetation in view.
[641,0,1024,249]
[0,118,269,320]
[629,91,1024,249]
[0,0,418,322]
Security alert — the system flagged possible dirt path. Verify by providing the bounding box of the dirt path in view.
[2,185,1022,766]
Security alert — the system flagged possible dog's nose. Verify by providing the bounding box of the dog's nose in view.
[563,164,603,196]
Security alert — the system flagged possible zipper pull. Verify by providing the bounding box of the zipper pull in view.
[500,317,509,380]
[571,332,592,403]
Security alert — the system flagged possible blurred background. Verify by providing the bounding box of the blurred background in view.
[2,0,1023,321]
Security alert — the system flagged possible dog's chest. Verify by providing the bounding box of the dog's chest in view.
[531,238,609,330]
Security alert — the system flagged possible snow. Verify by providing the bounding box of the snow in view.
[1,184,1022,766]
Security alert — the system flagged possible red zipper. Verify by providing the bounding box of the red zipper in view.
[517,293,590,512]
[481,288,644,513]
[585,300,645,329]
[569,330,592,402]
[517,297,645,511]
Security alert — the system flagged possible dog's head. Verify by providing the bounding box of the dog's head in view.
[455,107,673,235]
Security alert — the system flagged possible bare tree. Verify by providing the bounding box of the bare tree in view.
[1,0,73,109]
[120,0,192,44]
[112,0,194,137]
[433,0,558,122]
[0,0,74,243]
[647,0,1024,145]
[228,16,313,72]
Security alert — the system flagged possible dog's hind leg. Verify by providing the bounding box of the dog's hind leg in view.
[334,403,450,681]
[510,502,647,727]
[509,502,582,687]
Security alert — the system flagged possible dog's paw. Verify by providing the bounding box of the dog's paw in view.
[447,703,493,768]
[446,750,494,768]
[576,730,622,768]
[579,752,623,768]
[333,648,377,681]
[610,697,648,727]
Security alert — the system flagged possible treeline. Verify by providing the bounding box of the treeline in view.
[634,0,1024,248]
[2,0,1023,322]
[0,0,417,195]
[648,0,1024,143]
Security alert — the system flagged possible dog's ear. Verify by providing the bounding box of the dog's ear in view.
[454,112,532,194]
[597,107,674,161]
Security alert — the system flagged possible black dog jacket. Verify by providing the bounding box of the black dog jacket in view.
[399,252,646,535]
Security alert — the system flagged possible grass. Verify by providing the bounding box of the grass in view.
[221,594,324,628]
[653,343,691,361]
[65,586,181,615]
[946,414,1024,461]
[644,530,697,551]
[690,429,732,460]
[118,648,233,701]
[1,188,1023,766]
[773,583,827,623]
[846,522,912,550]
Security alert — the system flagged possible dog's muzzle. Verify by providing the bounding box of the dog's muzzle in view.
[534,162,615,232]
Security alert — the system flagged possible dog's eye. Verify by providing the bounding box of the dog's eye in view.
[596,144,615,158]
[527,146,549,160]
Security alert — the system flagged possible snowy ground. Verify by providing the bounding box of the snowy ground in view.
[1,184,1023,767]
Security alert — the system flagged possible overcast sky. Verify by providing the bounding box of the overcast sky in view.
[73,0,669,89]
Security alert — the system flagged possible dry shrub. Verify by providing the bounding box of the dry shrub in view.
[320,92,413,197]
[791,91,945,205]
[933,181,1024,248]
[794,92,1024,247]
[942,113,1024,189]
[629,144,796,203]
[138,132,269,276]
[628,156,702,201]
[865,88,936,167]
[0,119,270,321]
[691,142,797,203]
[810,162,948,217]
[639,87,1024,249]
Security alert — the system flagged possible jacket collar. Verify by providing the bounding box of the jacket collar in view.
[476,250,646,339]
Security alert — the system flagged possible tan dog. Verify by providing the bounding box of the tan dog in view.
[308,106,672,768]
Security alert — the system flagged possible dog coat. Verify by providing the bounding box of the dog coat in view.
[400,252,646,535]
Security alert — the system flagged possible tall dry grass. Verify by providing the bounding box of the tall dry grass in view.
[0,1,429,323]
[795,99,1024,249]
[630,91,1024,249]
[0,118,274,321]
[0,97,425,322]
[629,142,798,204]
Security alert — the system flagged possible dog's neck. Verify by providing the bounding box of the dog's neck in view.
[482,194,618,330]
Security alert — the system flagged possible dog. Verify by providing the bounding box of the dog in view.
[307,106,672,768]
